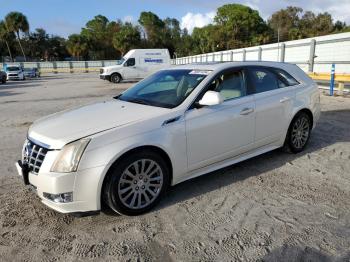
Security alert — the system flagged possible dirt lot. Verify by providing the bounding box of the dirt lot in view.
[0,74,349,262]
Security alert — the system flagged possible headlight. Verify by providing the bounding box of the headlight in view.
[51,138,90,173]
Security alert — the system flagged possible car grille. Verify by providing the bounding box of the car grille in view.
[22,140,49,174]
[8,73,18,76]
[100,68,104,74]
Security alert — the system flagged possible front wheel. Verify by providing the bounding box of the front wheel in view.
[110,73,121,83]
[103,151,170,216]
[284,112,311,153]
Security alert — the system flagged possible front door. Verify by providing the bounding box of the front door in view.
[123,58,139,79]
[185,69,255,171]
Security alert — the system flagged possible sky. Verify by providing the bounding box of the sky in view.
[1,0,349,38]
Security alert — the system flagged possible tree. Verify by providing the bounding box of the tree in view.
[81,15,121,59]
[0,20,14,61]
[334,21,347,32]
[298,11,316,37]
[268,7,303,41]
[66,34,88,60]
[214,4,269,49]
[314,12,333,36]
[192,25,222,54]
[112,23,141,55]
[138,12,165,47]
[46,36,69,61]
[163,18,182,55]
[5,12,29,61]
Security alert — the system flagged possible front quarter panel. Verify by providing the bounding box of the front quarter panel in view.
[77,115,187,210]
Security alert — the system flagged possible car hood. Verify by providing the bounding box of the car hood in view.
[28,100,169,149]
[103,65,122,71]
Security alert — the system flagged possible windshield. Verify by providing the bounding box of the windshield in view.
[117,69,210,109]
[7,66,20,71]
[116,58,125,65]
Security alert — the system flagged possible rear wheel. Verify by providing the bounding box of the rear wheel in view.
[103,151,170,216]
[110,73,121,83]
[284,112,311,153]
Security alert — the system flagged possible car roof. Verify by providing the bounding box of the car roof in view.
[170,61,296,72]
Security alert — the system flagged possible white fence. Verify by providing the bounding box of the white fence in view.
[0,60,117,73]
[172,32,350,74]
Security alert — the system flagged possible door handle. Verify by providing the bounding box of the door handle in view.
[240,108,254,115]
[280,97,290,103]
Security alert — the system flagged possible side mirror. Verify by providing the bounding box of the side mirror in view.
[198,91,224,107]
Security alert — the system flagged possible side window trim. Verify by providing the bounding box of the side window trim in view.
[270,68,300,88]
[188,67,249,110]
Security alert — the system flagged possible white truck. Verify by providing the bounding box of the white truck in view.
[99,49,171,83]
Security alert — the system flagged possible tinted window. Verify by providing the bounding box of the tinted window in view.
[211,70,246,101]
[273,68,299,86]
[126,58,135,66]
[249,68,279,94]
[118,69,208,108]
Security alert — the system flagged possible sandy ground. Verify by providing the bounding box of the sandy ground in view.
[0,73,349,262]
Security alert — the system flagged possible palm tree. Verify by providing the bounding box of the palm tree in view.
[66,34,88,60]
[0,20,14,61]
[5,12,29,61]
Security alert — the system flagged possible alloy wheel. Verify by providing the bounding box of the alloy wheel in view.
[117,159,163,209]
[291,116,310,149]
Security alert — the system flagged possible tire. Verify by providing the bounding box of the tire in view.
[284,112,312,153]
[1,76,5,84]
[110,73,121,83]
[103,150,170,216]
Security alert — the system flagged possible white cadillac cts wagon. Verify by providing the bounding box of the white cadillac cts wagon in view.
[16,62,320,216]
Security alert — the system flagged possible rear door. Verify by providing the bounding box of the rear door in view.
[248,67,296,148]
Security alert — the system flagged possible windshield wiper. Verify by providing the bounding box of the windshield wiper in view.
[127,98,152,106]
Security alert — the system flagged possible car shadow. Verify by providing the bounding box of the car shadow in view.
[0,90,24,97]
[261,245,350,262]
[0,81,42,90]
[157,108,350,210]
[101,108,350,216]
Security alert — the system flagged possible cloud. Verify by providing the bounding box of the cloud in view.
[122,15,134,23]
[248,0,350,23]
[180,11,216,33]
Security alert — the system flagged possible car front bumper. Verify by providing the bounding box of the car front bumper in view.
[7,75,21,80]
[15,160,105,214]
[99,74,110,81]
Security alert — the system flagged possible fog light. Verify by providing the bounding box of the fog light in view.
[43,192,73,203]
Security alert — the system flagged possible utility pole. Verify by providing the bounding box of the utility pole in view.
[277,27,280,62]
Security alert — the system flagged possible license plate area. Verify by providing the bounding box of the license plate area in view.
[16,161,30,185]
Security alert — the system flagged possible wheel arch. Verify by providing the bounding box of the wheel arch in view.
[110,72,122,81]
[283,107,314,145]
[99,145,173,207]
[291,108,314,129]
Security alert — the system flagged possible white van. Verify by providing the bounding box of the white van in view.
[100,49,171,83]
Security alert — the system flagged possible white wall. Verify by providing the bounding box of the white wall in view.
[174,32,350,74]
